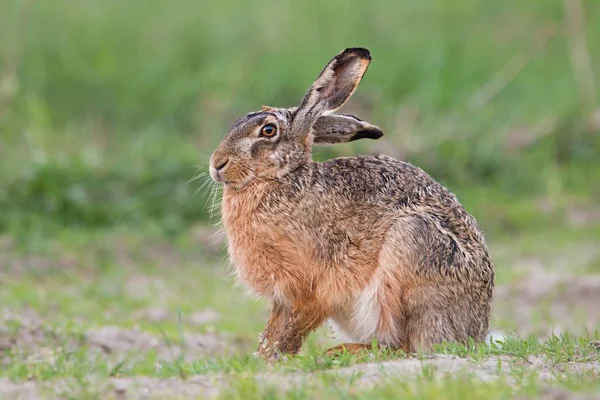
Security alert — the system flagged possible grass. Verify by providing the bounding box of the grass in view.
[1,332,599,398]
[220,369,600,400]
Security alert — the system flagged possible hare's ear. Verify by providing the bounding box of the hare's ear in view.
[313,114,383,145]
[292,48,372,137]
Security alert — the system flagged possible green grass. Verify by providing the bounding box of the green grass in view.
[2,332,599,398]
[220,369,600,400]
[1,328,598,378]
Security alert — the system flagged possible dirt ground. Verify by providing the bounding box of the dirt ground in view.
[2,270,600,398]
[1,353,599,399]
[494,273,600,339]
[0,308,235,364]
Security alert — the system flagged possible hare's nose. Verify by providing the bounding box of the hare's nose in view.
[215,158,229,171]
[210,157,230,183]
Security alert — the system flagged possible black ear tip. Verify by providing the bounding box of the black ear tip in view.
[341,47,371,60]
[349,127,383,142]
[370,128,384,139]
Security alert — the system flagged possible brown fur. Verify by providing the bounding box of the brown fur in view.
[209,48,494,361]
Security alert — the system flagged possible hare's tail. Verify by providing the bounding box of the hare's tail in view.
[485,328,508,348]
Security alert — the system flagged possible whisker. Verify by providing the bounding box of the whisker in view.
[193,175,216,202]
[207,182,223,226]
[188,171,209,184]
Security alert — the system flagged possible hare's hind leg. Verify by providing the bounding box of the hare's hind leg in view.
[381,216,491,352]
[325,343,372,357]
[325,343,405,357]
[404,285,482,352]
[404,306,456,353]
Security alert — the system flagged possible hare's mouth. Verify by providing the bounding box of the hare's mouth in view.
[210,171,252,189]
[226,176,255,190]
[215,173,255,191]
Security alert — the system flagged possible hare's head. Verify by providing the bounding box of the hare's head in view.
[209,48,383,189]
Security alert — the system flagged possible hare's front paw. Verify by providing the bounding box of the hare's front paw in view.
[254,338,287,364]
[254,334,279,363]
[254,348,286,364]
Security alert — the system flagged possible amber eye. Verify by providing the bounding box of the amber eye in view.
[260,123,278,138]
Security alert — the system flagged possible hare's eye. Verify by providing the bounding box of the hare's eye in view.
[259,124,278,138]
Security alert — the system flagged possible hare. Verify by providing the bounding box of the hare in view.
[209,48,494,361]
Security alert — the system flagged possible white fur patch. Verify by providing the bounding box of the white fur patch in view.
[331,275,381,344]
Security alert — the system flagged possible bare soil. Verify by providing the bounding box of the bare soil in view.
[1,308,235,364]
[494,272,600,338]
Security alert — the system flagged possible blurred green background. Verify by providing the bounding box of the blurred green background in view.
[0,0,598,238]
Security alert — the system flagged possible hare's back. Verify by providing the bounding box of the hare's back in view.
[299,154,488,251]
[281,154,488,261]
[310,154,460,211]
[318,154,492,277]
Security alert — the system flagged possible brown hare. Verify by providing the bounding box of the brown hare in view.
[209,48,495,361]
